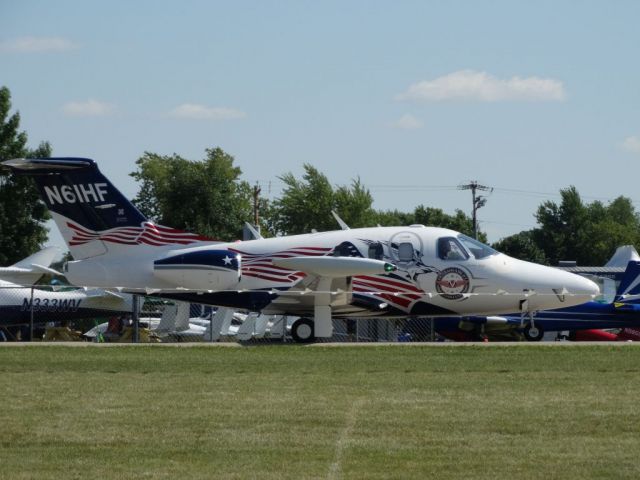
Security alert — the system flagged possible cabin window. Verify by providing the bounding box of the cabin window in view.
[457,235,497,259]
[397,242,414,262]
[368,242,384,260]
[437,237,469,261]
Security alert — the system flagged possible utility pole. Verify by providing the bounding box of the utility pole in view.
[458,181,493,239]
[252,183,261,233]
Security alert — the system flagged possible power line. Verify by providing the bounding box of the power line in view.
[247,178,640,206]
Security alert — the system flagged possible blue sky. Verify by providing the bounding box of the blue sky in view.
[2,0,640,246]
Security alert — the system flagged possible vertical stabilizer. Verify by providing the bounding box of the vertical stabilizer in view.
[615,261,640,302]
[2,158,212,260]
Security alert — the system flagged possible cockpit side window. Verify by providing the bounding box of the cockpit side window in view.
[368,242,384,260]
[437,237,469,261]
[457,235,497,259]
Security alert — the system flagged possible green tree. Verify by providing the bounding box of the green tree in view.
[413,205,485,242]
[532,186,589,265]
[504,187,640,265]
[492,230,547,263]
[581,196,640,265]
[374,205,485,241]
[334,178,378,228]
[374,209,415,227]
[0,86,52,265]
[268,165,378,235]
[268,164,334,235]
[130,148,252,241]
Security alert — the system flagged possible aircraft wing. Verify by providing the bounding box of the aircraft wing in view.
[29,263,63,276]
[264,256,396,316]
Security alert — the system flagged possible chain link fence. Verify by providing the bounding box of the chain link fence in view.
[0,285,441,343]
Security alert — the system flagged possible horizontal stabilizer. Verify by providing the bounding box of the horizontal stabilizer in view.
[30,263,63,276]
[0,247,61,286]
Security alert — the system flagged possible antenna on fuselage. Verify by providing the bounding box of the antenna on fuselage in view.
[331,211,350,230]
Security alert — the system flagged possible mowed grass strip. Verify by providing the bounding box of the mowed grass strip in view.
[1,345,639,480]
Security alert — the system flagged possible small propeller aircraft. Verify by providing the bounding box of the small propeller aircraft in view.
[2,157,599,342]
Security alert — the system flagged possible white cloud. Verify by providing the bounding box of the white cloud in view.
[621,135,640,154]
[390,114,423,130]
[0,36,78,53]
[62,99,115,117]
[397,70,566,102]
[169,103,246,120]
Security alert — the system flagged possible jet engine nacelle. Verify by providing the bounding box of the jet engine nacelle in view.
[153,250,241,290]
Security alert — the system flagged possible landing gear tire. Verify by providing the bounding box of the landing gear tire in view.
[523,324,544,341]
[291,318,315,343]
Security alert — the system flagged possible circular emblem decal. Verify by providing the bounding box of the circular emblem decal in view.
[435,268,470,300]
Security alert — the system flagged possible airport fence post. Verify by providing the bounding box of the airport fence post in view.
[29,286,35,342]
[282,315,287,343]
[132,295,140,343]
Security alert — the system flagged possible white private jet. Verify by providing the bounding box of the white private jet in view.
[2,157,599,342]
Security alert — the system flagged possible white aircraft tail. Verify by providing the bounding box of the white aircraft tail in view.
[0,246,61,285]
[155,304,178,332]
[173,302,191,331]
[155,303,190,332]
[2,158,212,260]
[204,307,235,341]
[236,313,256,340]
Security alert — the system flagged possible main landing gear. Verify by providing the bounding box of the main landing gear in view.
[291,318,315,343]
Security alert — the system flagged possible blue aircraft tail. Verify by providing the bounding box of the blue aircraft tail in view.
[2,158,210,259]
[614,261,640,302]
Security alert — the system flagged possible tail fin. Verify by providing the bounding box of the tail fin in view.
[0,246,61,285]
[614,261,640,302]
[2,158,211,259]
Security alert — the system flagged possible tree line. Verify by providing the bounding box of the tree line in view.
[2,85,639,266]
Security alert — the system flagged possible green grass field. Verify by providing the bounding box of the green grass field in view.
[1,344,639,479]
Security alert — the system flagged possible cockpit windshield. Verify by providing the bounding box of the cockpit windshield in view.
[437,237,469,261]
[457,235,498,259]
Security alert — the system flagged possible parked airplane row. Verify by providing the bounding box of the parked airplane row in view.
[0,156,603,343]
[3,242,640,343]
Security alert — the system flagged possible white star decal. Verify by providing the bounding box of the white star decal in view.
[223,255,233,265]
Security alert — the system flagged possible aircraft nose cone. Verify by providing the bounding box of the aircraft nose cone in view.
[569,274,600,299]
[502,258,600,310]
[549,270,599,308]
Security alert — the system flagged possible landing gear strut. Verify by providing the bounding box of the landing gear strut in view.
[519,298,543,341]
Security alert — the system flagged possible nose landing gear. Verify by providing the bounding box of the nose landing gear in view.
[519,298,543,341]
